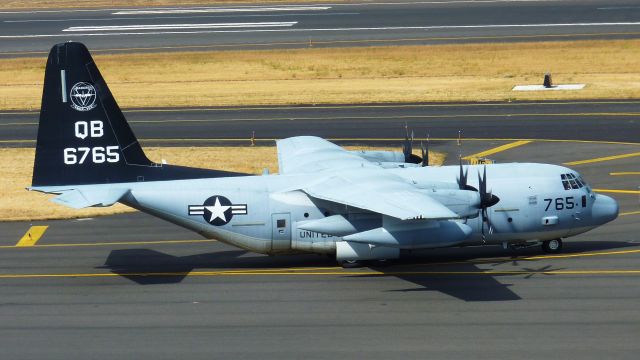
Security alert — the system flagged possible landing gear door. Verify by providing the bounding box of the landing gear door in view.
[271,213,291,251]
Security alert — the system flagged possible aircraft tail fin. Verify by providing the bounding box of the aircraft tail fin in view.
[32,42,242,189]
[32,42,154,187]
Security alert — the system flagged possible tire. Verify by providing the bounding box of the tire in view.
[542,239,563,253]
[340,260,364,268]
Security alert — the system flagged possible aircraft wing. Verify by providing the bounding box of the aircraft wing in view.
[277,136,458,220]
[302,172,457,220]
[277,136,380,174]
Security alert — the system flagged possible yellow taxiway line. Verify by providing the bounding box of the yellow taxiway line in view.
[0,238,217,249]
[610,172,640,176]
[15,226,48,247]
[564,151,640,166]
[0,247,639,279]
[462,140,532,160]
[4,100,640,116]
[620,211,640,217]
[391,248,640,268]
[2,137,640,147]
[593,189,640,195]
[1,269,640,280]
[522,248,640,260]
[3,112,640,128]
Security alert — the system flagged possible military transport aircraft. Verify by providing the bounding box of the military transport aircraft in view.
[30,42,619,266]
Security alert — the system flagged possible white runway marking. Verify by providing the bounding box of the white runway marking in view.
[112,6,331,15]
[513,84,586,91]
[62,22,298,32]
[3,21,640,39]
[4,13,358,23]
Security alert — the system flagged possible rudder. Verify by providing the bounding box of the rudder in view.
[32,42,153,186]
[31,42,242,188]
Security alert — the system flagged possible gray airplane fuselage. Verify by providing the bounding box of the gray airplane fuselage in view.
[30,42,620,263]
[110,162,618,256]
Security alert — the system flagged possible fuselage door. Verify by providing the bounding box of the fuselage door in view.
[271,213,292,251]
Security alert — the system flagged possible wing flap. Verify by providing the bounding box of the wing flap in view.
[302,173,458,220]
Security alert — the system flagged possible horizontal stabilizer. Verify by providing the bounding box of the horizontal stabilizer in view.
[49,187,129,209]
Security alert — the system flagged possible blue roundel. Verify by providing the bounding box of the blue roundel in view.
[202,195,234,226]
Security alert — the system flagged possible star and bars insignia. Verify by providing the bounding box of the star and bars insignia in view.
[188,195,247,226]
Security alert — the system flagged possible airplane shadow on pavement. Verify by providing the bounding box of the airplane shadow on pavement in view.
[99,240,637,301]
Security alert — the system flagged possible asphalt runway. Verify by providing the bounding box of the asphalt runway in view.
[2,0,640,56]
[0,108,639,357]
[2,100,640,147]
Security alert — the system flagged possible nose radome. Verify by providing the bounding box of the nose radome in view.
[592,194,619,224]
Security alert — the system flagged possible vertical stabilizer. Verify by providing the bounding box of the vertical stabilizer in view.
[32,42,242,187]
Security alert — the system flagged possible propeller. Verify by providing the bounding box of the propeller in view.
[457,160,499,242]
[419,132,430,167]
[456,158,476,191]
[477,166,500,241]
[402,125,422,164]
[420,142,428,167]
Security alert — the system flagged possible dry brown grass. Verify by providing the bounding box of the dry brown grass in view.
[2,40,639,110]
[1,146,445,221]
[0,0,321,10]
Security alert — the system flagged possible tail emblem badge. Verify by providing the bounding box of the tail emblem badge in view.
[188,195,247,226]
[69,82,97,112]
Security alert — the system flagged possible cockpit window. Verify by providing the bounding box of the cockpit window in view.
[560,173,587,190]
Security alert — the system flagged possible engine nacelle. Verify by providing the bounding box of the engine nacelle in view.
[343,220,472,250]
[297,214,380,237]
[424,189,481,218]
[336,241,400,262]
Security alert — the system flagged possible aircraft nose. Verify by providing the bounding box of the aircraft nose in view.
[592,194,619,224]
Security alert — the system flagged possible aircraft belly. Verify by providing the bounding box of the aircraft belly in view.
[124,182,285,254]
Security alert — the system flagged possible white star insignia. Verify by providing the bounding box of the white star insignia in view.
[205,197,231,223]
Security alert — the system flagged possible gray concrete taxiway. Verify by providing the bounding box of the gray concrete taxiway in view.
[0,115,639,358]
[2,0,640,56]
[2,100,640,146]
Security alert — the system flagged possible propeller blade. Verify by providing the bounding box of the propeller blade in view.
[457,159,477,191]
[420,142,428,167]
[402,124,412,162]
[457,158,467,189]
[477,166,500,243]
[479,166,487,201]
[401,125,423,164]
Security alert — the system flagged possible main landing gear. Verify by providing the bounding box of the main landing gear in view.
[340,259,391,268]
[542,239,563,254]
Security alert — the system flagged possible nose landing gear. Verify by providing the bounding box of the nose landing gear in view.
[542,238,563,254]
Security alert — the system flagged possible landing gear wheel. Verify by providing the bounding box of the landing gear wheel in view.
[340,260,364,268]
[542,239,563,254]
